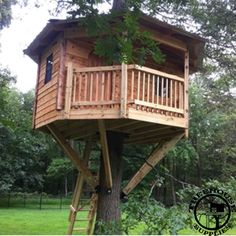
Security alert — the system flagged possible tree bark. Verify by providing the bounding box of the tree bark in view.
[95,131,125,234]
[112,0,127,11]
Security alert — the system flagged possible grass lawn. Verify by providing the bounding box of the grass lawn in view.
[0,208,88,235]
[0,208,236,235]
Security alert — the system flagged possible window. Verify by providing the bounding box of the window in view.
[45,54,53,84]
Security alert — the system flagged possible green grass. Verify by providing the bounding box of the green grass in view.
[0,208,89,235]
[0,208,235,235]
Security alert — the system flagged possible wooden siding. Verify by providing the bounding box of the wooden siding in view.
[35,39,61,128]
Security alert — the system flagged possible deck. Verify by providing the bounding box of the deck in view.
[38,63,188,144]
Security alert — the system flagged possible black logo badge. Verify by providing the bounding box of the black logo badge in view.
[189,188,236,235]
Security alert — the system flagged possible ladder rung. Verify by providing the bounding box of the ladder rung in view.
[75,218,91,221]
[73,227,87,231]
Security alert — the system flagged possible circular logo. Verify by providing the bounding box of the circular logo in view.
[189,188,236,235]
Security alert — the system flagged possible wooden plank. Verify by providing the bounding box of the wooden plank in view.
[75,65,121,73]
[147,73,150,102]
[37,100,57,113]
[140,25,187,51]
[32,56,41,129]
[137,71,140,100]
[37,79,57,94]
[130,65,184,82]
[122,132,184,195]
[69,109,120,120]
[64,62,73,118]
[47,124,97,189]
[131,70,134,100]
[184,50,189,137]
[101,72,105,101]
[134,100,184,114]
[72,101,120,106]
[128,108,186,128]
[120,63,128,117]
[56,37,66,110]
[98,120,113,189]
[142,72,145,101]
[152,75,155,103]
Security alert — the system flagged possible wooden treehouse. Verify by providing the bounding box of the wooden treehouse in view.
[25,14,204,234]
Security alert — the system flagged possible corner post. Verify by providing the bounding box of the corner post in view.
[184,50,189,138]
[65,62,73,118]
[120,63,128,117]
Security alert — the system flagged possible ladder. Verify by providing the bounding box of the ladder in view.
[67,173,98,235]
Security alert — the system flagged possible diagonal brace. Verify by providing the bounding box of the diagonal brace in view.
[47,124,97,189]
[122,132,184,195]
[98,120,113,190]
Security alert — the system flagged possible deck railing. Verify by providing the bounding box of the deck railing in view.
[64,63,187,118]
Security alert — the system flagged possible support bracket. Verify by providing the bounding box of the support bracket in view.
[98,120,113,190]
[122,132,184,195]
[47,124,97,189]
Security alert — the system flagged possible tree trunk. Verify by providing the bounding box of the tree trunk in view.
[95,131,125,234]
[112,0,127,11]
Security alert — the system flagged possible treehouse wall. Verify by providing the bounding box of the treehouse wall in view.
[34,38,62,128]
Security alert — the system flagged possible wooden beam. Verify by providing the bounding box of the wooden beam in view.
[140,25,187,51]
[184,50,189,138]
[64,62,73,118]
[134,100,184,114]
[47,124,97,189]
[98,120,113,189]
[56,36,66,110]
[122,132,184,195]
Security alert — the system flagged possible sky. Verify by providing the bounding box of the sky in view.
[0,2,58,92]
[0,1,110,93]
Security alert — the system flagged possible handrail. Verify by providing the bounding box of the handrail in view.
[64,63,187,118]
[75,65,122,73]
[128,64,184,82]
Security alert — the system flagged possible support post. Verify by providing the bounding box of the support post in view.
[47,124,97,189]
[65,62,73,118]
[122,132,184,195]
[120,63,128,117]
[98,120,113,190]
[184,50,189,138]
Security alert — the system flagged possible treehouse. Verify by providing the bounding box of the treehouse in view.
[25,14,204,234]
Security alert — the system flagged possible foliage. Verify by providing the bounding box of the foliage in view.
[0,0,16,30]
[55,0,166,65]
[95,220,122,235]
[122,190,193,234]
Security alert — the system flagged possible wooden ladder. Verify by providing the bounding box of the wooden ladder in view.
[67,173,98,235]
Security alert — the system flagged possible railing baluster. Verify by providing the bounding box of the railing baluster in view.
[147,73,150,102]
[107,71,111,101]
[137,71,140,100]
[161,77,164,105]
[78,73,82,102]
[152,75,155,103]
[73,75,76,103]
[174,81,177,108]
[112,71,116,101]
[96,72,99,101]
[170,80,173,108]
[84,72,88,101]
[157,76,159,105]
[166,78,169,106]
[179,82,183,109]
[131,70,134,100]
[101,72,105,101]
[142,72,145,101]
[90,72,93,102]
